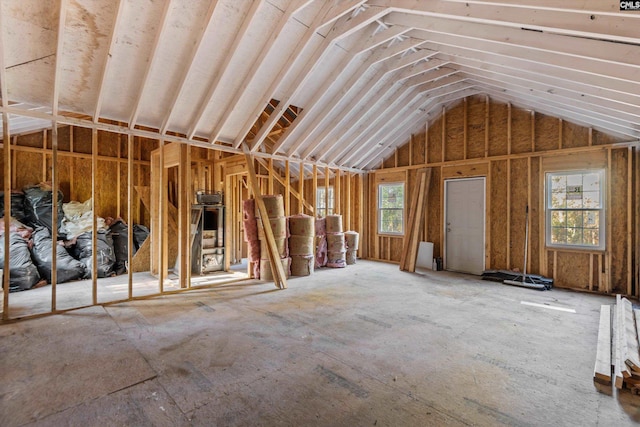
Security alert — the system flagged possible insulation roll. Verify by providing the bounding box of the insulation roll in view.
[325,214,343,233]
[344,231,359,251]
[289,235,315,256]
[244,219,259,242]
[315,235,327,268]
[259,237,288,259]
[257,216,288,239]
[290,255,314,277]
[260,257,291,281]
[288,214,315,236]
[346,250,357,265]
[249,260,260,279]
[243,199,256,221]
[247,239,261,262]
[243,199,259,242]
[261,195,285,218]
[326,232,346,252]
[315,217,326,236]
[326,250,346,268]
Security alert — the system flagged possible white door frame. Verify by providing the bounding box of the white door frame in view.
[443,177,486,274]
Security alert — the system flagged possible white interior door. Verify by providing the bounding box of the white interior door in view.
[445,178,485,275]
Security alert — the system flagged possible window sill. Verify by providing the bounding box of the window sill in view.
[544,245,605,254]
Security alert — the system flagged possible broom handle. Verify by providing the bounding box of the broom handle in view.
[522,205,529,281]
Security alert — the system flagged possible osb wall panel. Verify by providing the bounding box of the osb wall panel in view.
[73,157,93,202]
[17,130,44,149]
[383,154,395,169]
[561,121,589,150]
[397,143,410,167]
[554,251,591,290]
[119,162,129,220]
[45,155,71,202]
[509,158,529,270]
[139,137,158,161]
[467,96,486,159]
[95,159,119,218]
[534,113,559,152]
[444,105,465,162]
[73,127,93,154]
[428,119,443,164]
[490,160,508,269]
[610,148,629,294]
[43,127,72,152]
[14,151,43,189]
[593,129,627,146]
[412,132,426,165]
[488,102,508,157]
[511,108,532,155]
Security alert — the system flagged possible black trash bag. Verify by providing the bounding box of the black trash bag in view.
[30,226,87,283]
[73,230,116,278]
[109,219,133,275]
[23,184,64,234]
[0,192,27,223]
[133,224,149,250]
[0,232,41,292]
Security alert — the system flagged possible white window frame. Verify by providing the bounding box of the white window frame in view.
[316,186,334,218]
[378,182,405,235]
[545,169,605,250]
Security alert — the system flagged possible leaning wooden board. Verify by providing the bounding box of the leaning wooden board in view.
[593,304,611,385]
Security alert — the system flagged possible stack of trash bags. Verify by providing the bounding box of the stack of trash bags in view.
[0,183,149,292]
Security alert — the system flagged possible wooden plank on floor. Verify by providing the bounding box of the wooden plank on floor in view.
[594,304,612,385]
[243,144,287,289]
[621,297,640,373]
[613,301,623,389]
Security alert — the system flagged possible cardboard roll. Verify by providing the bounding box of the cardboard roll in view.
[325,214,343,233]
[289,235,315,256]
[326,232,346,252]
[346,250,357,265]
[288,214,315,236]
[257,216,288,239]
[260,195,285,218]
[326,250,346,268]
[259,237,288,259]
[344,231,359,250]
[260,257,291,281]
[290,255,314,277]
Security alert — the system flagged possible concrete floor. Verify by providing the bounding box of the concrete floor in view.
[1,260,639,426]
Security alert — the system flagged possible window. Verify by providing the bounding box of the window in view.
[316,186,334,217]
[546,170,604,249]
[378,183,404,234]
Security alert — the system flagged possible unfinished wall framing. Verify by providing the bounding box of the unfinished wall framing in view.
[368,95,639,296]
[0,124,237,320]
